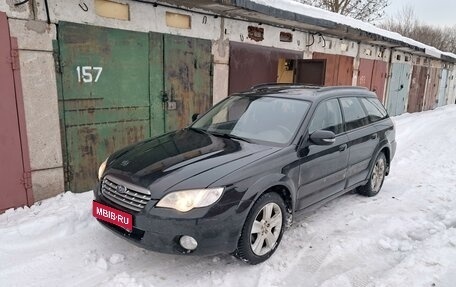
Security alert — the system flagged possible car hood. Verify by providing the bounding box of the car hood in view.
[105,129,279,198]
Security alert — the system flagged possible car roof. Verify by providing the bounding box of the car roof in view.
[233,84,377,102]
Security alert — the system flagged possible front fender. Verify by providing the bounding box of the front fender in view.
[237,173,297,216]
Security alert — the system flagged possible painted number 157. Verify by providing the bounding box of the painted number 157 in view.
[76,66,103,83]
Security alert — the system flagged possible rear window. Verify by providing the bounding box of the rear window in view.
[360,98,388,123]
[339,97,369,131]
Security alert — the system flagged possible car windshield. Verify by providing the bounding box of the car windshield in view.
[191,95,311,145]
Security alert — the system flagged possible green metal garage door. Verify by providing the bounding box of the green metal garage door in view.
[56,22,212,192]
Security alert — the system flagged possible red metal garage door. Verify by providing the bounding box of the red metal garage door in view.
[357,59,387,102]
[229,42,301,94]
[313,52,354,86]
[357,58,374,89]
[371,60,388,103]
[0,12,33,211]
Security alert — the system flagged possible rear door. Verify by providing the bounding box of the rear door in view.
[340,97,379,187]
[297,98,349,210]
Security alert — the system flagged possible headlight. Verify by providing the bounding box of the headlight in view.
[156,187,224,212]
[98,158,108,180]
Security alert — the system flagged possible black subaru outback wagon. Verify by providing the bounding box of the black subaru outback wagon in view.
[93,85,396,264]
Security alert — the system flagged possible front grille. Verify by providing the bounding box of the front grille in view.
[101,175,152,212]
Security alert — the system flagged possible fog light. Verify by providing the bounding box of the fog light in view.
[179,235,198,251]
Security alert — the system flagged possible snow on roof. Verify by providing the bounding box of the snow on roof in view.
[251,0,456,61]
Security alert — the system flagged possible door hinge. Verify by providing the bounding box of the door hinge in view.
[21,171,32,190]
[53,51,62,73]
[11,47,20,71]
[64,164,73,185]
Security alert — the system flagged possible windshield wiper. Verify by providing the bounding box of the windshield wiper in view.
[188,127,209,134]
[209,131,252,143]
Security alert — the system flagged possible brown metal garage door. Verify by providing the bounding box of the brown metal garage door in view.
[371,60,388,103]
[357,58,387,102]
[229,42,301,94]
[407,65,428,113]
[313,52,354,86]
[0,12,33,211]
[423,67,440,110]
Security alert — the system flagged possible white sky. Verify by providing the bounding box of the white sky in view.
[385,0,456,27]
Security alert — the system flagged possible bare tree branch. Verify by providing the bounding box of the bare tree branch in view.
[381,5,456,54]
[298,0,390,23]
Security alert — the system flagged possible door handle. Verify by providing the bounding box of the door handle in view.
[370,134,378,140]
[339,144,347,152]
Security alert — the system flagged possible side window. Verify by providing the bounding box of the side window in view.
[309,99,344,134]
[340,97,369,131]
[360,98,387,123]
[367,98,388,117]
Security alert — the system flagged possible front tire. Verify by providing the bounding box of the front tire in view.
[358,152,387,197]
[235,193,286,265]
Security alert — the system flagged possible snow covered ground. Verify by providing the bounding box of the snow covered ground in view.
[1,106,456,287]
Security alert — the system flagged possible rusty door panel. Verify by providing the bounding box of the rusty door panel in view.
[371,60,387,103]
[407,66,427,113]
[357,58,374,89]
[423,67,440,110]
[337,55,354,86]
[357,59,387,102]
[313,52,337,86]
[295,59,325,85]
[313,52,353,86]
[0,12,32,210]
[163,34,212,132]
[58,22,154,192]
[149,32,165,137]
[229,42,301,94]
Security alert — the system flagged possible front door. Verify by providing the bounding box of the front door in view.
[297,98,349,210]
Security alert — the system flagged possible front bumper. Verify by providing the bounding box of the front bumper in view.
[93,184,247,256]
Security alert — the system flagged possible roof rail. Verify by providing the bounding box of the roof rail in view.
[250,83,321,90]
[316,86,369,92]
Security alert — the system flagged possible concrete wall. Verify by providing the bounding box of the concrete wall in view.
[6,10,64,201]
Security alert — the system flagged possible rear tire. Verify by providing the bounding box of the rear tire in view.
[358,152,387,197]
[234,193,286,265]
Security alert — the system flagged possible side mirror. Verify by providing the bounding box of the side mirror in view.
[310,130,336,146]
[191,113,200,122]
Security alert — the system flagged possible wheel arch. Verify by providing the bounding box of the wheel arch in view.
[239,173,297,216]
[369,141,391,178]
